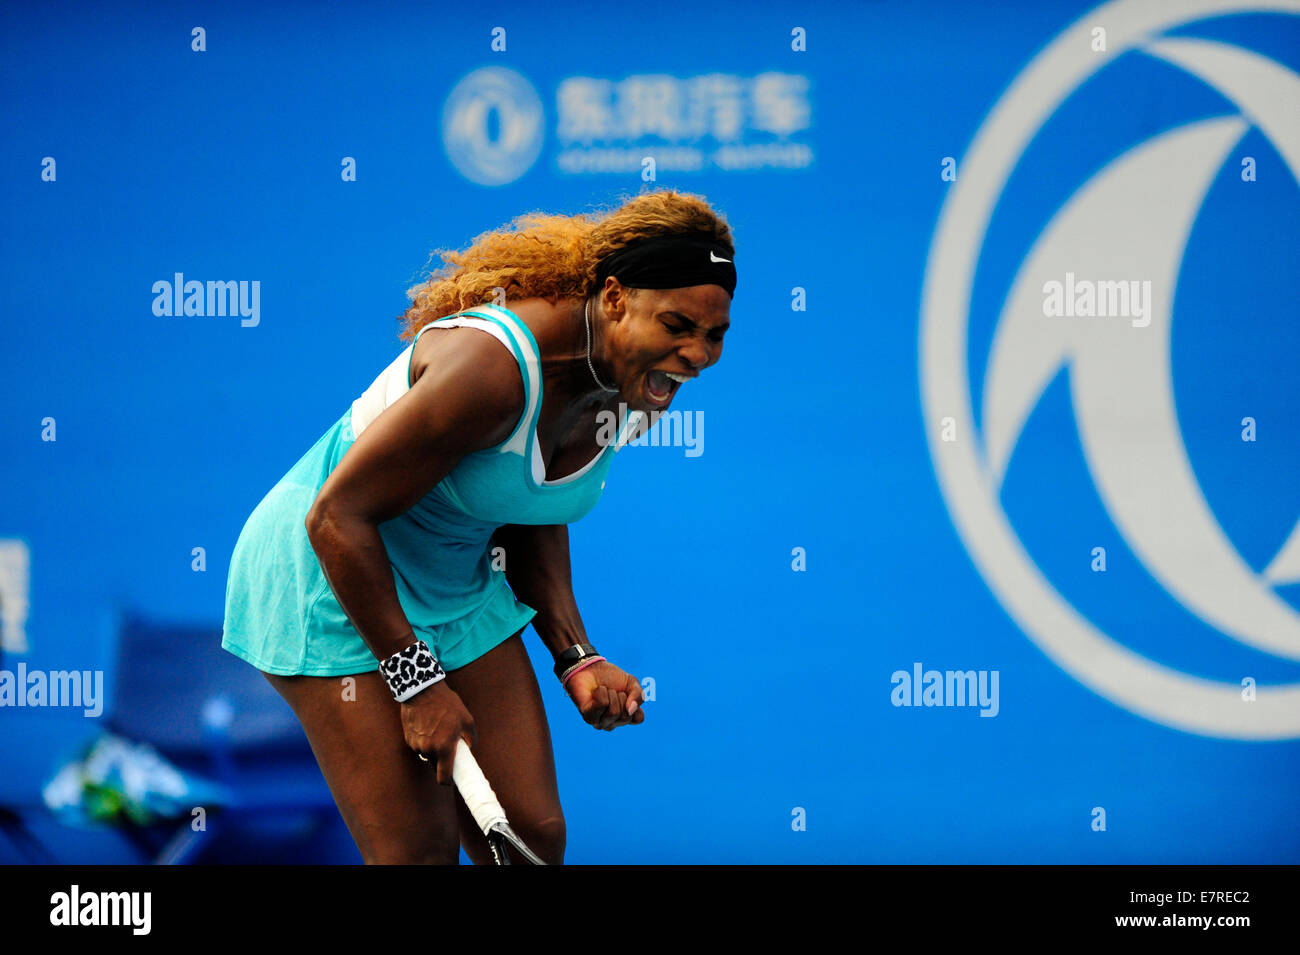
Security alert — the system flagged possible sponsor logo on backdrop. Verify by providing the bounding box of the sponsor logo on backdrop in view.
[441,67,813,184]
[920,0,1300,739]
[442,66,546,186]
[555,72,812,174]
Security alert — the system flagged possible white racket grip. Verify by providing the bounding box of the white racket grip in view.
[451,738,509,836]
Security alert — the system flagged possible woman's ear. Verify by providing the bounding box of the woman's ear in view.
[602,279,634,321]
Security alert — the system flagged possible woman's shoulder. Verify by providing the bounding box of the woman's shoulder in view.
[504,294,582,358]
[406,297,579,387]
[503,297,580,350]
[408,309,525,390]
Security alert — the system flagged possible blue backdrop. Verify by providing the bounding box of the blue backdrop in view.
[2,0,1297,863]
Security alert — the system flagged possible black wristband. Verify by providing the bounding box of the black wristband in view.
[553,642,599,680]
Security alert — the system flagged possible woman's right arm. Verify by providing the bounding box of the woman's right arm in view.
[306,327,522,660]
[303,326,524,781]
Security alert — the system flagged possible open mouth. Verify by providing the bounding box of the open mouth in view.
[644,369,690,405]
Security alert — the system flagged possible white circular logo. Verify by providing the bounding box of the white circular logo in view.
[442,67,544,186]
[920,0,1300,739]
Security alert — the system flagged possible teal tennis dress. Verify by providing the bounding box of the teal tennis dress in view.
[221,303,644,676]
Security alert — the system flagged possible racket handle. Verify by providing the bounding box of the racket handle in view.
[451,738,509,836]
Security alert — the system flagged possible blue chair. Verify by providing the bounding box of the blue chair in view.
[102,609,356,864]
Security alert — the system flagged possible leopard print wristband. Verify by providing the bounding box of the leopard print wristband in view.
[378,639,446,703]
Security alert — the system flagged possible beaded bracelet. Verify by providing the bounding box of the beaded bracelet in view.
[560,655,606,688]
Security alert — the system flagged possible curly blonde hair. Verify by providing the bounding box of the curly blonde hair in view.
[396,188,734,341]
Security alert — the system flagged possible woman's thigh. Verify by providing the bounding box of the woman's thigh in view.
[262,667,461,864]
[444,630,565,865]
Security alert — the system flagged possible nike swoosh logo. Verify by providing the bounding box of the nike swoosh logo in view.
[709,251,731,263]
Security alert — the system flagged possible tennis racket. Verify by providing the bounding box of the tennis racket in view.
[451,738,547,865]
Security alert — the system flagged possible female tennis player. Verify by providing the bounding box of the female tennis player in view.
[221,189,736,864]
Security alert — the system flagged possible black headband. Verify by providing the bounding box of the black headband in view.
[593,232,737,299]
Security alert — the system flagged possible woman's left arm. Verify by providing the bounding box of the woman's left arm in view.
[491,523,644,730]
[491,522,587,656]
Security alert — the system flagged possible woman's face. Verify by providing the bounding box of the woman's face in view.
[600,282,731,412]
